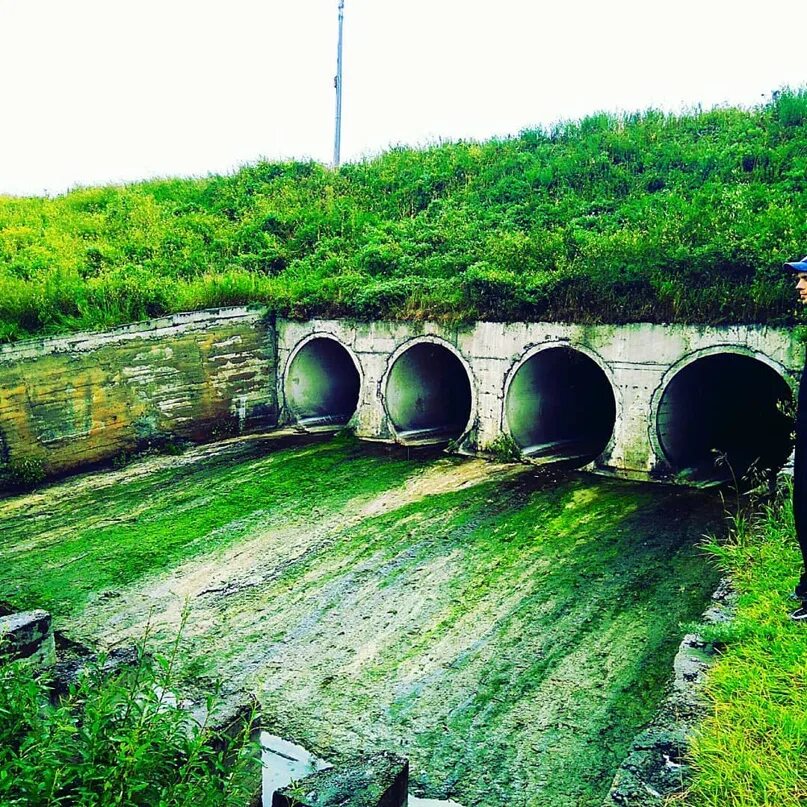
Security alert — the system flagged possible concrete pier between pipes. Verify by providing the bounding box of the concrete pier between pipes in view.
[276,319,803,483]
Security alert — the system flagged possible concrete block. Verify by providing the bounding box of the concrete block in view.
[0,610,56,666]
[273,751,408,807]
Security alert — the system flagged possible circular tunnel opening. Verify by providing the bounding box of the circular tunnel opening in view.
[285,337,360,431]
[385,342,473,444]
[505,346,616,464]
[657,353,792,484]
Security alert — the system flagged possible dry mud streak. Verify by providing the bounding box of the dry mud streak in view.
[70,453,520,645]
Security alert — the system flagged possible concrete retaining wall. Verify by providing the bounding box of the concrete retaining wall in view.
[0,308,276,483]
[1,311,801,486]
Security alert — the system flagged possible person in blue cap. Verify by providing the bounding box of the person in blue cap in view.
[784,255,807,620]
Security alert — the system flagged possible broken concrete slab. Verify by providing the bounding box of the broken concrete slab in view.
[272,751,408,807]
[0,610,55,665]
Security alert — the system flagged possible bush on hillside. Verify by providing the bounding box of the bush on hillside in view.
[1,89,805,340]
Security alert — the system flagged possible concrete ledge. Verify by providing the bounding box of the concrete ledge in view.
[0,609,56,666]
[273,752,408,807]
[0,307,267,363]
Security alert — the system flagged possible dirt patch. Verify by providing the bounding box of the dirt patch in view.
[69,454,523,648]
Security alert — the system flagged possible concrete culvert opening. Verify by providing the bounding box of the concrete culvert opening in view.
[657,353,792,485]
[285,338,360,431]
[505,346,616,465]
[385,342,473,444]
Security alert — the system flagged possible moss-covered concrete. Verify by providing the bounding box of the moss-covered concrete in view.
[0,309,276,484]
[0,434,723,806]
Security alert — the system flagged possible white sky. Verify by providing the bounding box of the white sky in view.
[0,0,804,196]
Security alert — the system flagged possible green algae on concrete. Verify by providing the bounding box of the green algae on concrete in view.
[0,312,276,483]
[0,435,723,806]
[0,433,425,616]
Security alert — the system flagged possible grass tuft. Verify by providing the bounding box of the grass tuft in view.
[688,480,807,806]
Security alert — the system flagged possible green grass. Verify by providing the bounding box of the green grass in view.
[1,89,806,341]
[0,624,259,806]
[688,484,807,806]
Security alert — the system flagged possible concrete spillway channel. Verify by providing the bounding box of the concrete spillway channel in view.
[2,314,803,804]
[504,346,616,465]
[284,336,361,431]
[2,313,801,486]
[270,321,802,486]
[655,352,793,485]
[277,329,796,481]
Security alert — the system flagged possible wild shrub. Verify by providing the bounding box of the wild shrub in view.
[0,625,259,806]
[4,455,46,490]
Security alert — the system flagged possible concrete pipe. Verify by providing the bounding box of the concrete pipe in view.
[385,342,472,444]
[656,353,792,483]
[285,337,360,430]
[505,346,616,464]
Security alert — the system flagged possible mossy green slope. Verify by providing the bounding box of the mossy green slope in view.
[236,472,722,805]
[1,90,806,341]
[0,434,424,616]
[0,436,723,805]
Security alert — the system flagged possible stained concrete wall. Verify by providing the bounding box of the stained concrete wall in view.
[1,312,801,486]
[276,319,804,481]
[0,308,276,484]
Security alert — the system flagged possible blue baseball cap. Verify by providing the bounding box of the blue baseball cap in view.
[783,255,807,272]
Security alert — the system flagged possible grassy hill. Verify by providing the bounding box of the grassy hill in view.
[1,89,806,341]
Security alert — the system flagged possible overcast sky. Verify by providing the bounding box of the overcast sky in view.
[0,0,805,196]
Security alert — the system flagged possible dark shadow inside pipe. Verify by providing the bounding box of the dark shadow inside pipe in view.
[285,338,360,430]
[657,353,792,485]
[505,346,616,465]
[385,343,472,444]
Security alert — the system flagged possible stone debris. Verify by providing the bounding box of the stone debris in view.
[0,609,55,665]
[259,732,332,806]
[272,751,408,807]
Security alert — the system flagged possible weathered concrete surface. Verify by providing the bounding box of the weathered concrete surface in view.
[261,732,332,807]
[0,609,55,665]
[273,752,408,807]
[1,435,727,805]
[277,319,803,481]
[1,310,801,484]
[602,579,736,806]
[52,644,138,695]
[0,308,276,483]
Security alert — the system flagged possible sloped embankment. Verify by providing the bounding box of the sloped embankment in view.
[0,434,723,806]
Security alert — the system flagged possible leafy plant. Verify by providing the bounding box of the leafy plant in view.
[0,620,259,806]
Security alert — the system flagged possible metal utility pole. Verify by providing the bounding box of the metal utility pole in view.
[333,0,345,168]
